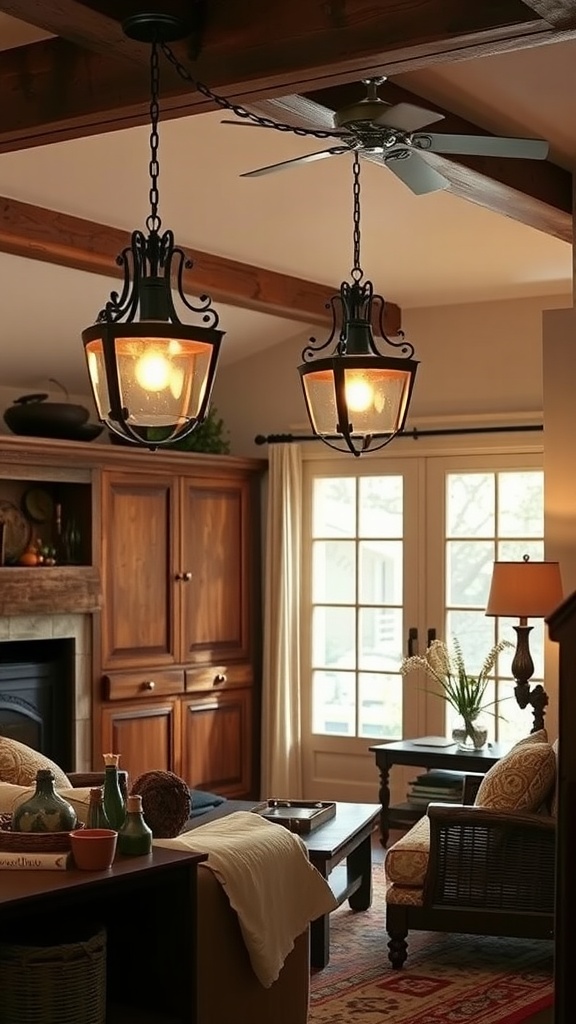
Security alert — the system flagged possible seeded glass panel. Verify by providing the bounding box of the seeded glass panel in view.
[447,474,495,537]
[312,670,356,735]
[358,673,402,739]
[359,540,402,603]
[312,606,356,669]
[498,472,544,537]
[359,607,403,671]
[313,540,356,604]
[497,540,544,562]
[313,478,356,538]
[359,476,403,537]
[446,540,495,607]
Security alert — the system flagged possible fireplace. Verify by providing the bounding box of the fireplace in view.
[0,639,75,771]
[0,614,92,772]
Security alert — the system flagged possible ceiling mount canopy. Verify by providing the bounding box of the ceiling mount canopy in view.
[82,11,224,450]
[298,152,419,456]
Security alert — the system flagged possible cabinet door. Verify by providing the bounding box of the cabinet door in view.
[180,689,253,797]
[101,700,181,783]
[101,472,178,668]
[179,476,252,664]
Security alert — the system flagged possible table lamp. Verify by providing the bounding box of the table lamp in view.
[485,554,563,732]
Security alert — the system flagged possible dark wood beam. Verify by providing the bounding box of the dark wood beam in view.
[519,1,576,27]
[0,0,574,153]
[0,0,149,62]
[288,82,572,242]
[0,194,401,334]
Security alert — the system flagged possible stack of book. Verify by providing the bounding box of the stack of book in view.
[406,769,466,807]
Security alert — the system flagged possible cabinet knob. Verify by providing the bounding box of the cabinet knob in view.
[142,680,156,691]
[174,572,183,581]
[214,673,226,685]
[183,571,192,582]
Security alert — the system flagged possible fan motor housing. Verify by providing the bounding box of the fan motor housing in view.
[334,99,391,128]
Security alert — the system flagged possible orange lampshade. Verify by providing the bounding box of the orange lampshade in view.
[485,557,564,619]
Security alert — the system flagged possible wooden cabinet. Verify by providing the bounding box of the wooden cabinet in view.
[100,698,181,783]
[97,458,263,797]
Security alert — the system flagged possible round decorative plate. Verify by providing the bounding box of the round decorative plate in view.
[22,486,54,523]
[0,499,32,563]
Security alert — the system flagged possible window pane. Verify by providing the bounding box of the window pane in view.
[358,673,402,739]
[359,540,402,603]
[359,476,403,537]
[498,472,544,537]
[359,607,403,671]
[313,478,355,538]
[446,540,495,607]
[312,670,355,736]
[312,606,356,669]
[313,540,356,603]
[447,474,495,538]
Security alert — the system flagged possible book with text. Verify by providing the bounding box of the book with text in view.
[0,851,71,870]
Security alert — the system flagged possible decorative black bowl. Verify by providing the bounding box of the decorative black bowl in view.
[3,393,101,441]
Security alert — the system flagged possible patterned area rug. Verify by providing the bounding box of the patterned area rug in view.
[309,864,554,1024]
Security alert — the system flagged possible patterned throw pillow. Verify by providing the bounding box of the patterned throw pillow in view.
[474,740,555,812]
[0,736,71,789]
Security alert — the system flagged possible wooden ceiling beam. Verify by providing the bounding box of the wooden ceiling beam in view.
[0,0,574,153]
[519,1,576,28]
[295,81,572,242]
[0,193,401,334]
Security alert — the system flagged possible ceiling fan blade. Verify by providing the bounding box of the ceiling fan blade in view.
[412,133,549,160]
[240,146,349,178]
[373,102,445,132]
[384,151,450,195]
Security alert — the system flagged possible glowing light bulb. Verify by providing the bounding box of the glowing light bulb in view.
[135,350,171,392]
[345,376,373,412]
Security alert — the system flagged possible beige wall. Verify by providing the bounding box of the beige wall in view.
[213,293,572,458]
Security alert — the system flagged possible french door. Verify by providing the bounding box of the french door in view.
[300,448,544,802]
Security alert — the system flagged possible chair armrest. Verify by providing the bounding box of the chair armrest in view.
[461,771,486,804]
[423,803,555,914]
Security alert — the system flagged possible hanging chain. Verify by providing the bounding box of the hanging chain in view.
[159,42,337,141]
[147,41,161,233]
[351,152,363,282]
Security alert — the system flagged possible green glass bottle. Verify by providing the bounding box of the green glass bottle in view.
[12,769,78,833]
[102,753,126,830]
[117,794,153,856]
[86,787,111,829]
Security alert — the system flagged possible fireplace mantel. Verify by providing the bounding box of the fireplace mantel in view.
[0,566,101,616]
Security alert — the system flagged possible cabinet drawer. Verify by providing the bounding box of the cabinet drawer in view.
[103,669,185,701]
[184,663,253,693]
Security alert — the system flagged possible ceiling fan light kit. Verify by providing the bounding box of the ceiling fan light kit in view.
[298,153,418,457]
[82,12,223,450]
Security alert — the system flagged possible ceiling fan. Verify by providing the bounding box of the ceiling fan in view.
[222,78,549,196]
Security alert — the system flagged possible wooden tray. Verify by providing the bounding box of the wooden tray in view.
[255,800,336,834]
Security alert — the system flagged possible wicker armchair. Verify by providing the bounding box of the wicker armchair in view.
[385,769,556,969]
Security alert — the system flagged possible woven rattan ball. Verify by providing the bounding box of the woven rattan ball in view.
[130,770,191,838]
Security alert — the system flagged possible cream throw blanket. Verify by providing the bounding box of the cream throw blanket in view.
[154,811,338,987]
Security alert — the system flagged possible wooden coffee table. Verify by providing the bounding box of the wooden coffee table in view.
[189,799,380,969]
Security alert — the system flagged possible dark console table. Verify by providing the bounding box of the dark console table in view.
[369,737,510,846]
[0,847,206,1024]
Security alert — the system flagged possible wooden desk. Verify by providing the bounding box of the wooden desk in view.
[369,738,510,846]
[0,847,206,1024]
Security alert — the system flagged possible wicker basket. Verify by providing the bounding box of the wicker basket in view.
[0,814,75,852]
[0,925,106,1024]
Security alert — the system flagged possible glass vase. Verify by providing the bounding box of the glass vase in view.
[12,768,78,833]
[451,717,488,752]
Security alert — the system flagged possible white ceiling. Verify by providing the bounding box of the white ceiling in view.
[0,13,573,398]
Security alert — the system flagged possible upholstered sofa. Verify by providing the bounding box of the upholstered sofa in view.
[0,739,313,1024]
[384,730,557,968]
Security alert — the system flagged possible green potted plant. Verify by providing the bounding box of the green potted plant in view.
[400,635,512,749]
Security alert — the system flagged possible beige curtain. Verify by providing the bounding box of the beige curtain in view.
[260,443,304,798]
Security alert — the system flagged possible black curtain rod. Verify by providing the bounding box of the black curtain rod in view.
[254,424,543,445]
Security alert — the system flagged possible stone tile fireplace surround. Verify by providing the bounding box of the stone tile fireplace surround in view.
[0,613,92,772]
